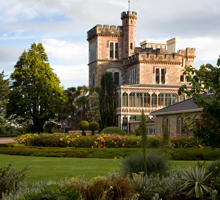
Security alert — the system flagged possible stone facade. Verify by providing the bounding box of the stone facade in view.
[154,111,202,136]
[87,10,196,133]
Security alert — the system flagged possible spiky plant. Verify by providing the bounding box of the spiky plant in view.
[178,166,212,198]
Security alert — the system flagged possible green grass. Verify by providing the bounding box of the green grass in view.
[0,154,213,184]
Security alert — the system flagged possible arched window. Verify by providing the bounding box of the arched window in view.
[122,92,128,107]
[114,72,119,86]
[91,74,95,86]
[129,93,135,107]
[106,68,122,86]
[136,93,143,107]
[152,93,157,107]
[177,116,184,135]
[144,93,150,107]
[162,117,169,134]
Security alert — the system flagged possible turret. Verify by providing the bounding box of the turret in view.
[121,11,137,58]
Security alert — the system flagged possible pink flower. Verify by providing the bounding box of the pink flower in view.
[128,138,130,141]
[112,140,114,142]
[151,133,154,135]
[177,134,179,137]
[103,146,106,148]
[122,144,124,147]
[174,136,177,138]
[158,135,161,138]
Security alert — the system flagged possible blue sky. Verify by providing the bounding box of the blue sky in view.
[1,0,220,89]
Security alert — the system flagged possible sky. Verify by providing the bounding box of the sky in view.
[1,0,220,89]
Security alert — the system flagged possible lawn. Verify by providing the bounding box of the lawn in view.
[0,154,212,183]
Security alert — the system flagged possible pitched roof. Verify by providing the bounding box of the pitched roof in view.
[151,93,213,116]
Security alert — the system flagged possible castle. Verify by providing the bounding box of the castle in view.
[87,11,196,133]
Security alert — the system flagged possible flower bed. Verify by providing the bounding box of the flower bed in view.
[15,133,200,148]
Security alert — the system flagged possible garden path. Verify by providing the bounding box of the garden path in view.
[0,137,16,143]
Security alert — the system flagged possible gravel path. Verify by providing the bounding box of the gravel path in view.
[0,137,16,144]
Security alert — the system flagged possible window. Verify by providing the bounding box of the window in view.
[155,68,166,84]
[136,93,143,107]
[162,117,169,134]
[126,45,128,53]
[109,42,119,59]
[180,75,185,82]
[152,93,157,107]
[148,127,155,135]
[130,43,133,49]
[91,74,95,86]
[129,93,135,107]
[130,68,137,84]
[144,93,150,107]
[114,72,119,86]
[122,93,128,107]
[177,117,184,135]
[159,93,179,107]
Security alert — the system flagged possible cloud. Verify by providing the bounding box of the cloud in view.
[52,64,88,88]
[43,38,88,64]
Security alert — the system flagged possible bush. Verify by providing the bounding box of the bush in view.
[121,152,169,178]
[207,159,220,177]
[100,126,126,135]
[24,184,81,200]
[0,162,30,198]
[70,175,136,200]
[89,121,99,135]
[170,135,200,148]
[78,121,89,136]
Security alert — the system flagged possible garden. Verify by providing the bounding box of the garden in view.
[1,129,220,200]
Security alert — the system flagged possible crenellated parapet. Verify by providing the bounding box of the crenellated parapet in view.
[125,52,183,65]
[177,48,196,58]
[121,11,137,20]
[87,24,123,40]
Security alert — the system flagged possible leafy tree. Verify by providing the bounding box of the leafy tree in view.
[7,43,64,133]
[0,71,9,125]
[89,121,99,135]
[99,72,117,130]
[178,57,220,147]
[86,92,100,122]
[79,120,89,136]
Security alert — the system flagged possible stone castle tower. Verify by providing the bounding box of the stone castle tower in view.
[87,11,196,133]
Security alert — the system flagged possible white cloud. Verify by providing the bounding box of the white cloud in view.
[52,64,88,88]
[178,37,220,68]
[43,38,88,64]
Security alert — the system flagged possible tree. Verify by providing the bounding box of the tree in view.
[86,92,100,122]
[178,57,220,147]
[7,43,64,133]
[0,71,9,125]
[141,109,147,175]
[99,72,117,130]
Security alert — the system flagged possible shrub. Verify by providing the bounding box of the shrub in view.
[121,152,169,178]
[0,162,30,198]
[132,171,181,200]
[78,120,89,136]
[170,135,200,148]
[100,126,126,135]
[89,121,99,135]
[178,166,212,199]
[70,175,136,200]
[207,159,220,177]
[24,184,81,200]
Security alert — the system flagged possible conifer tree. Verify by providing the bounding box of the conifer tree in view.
[141,109,148,175]
[0,71,9,125]
[99,72,117,130]
[7,43,64,133]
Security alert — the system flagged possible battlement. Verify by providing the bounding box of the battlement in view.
[177,48,196,58]
[87,24,123,40]
[121,11,137,20]
[125,52,183,66]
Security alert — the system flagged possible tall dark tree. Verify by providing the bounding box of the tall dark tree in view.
[0,71,9,125]
[7,43,64,133]
[99,72,117,130]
